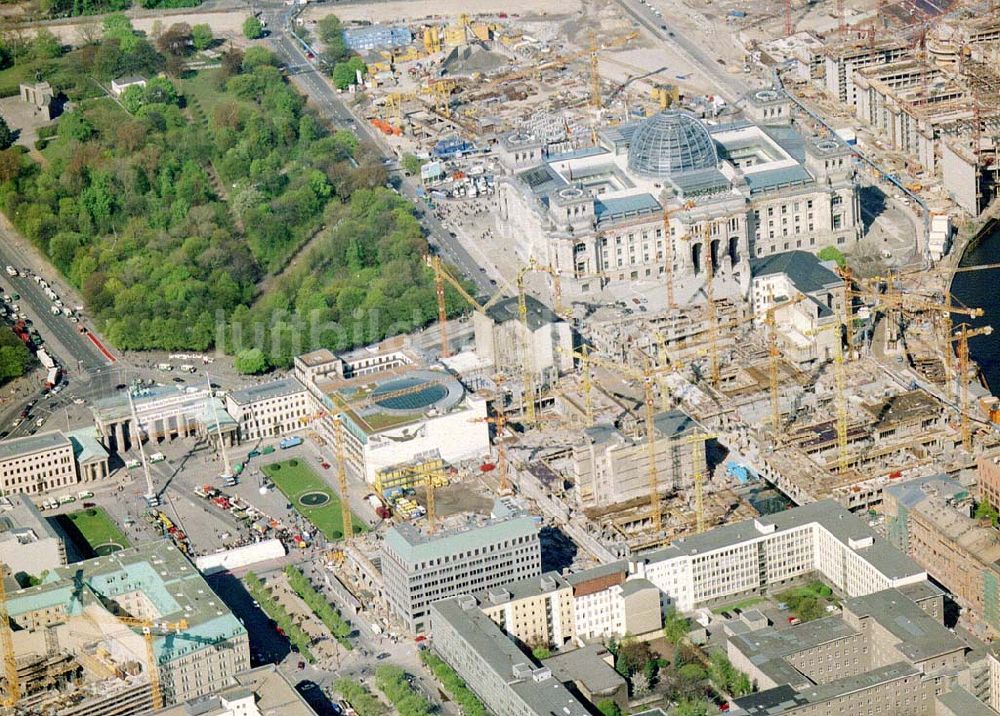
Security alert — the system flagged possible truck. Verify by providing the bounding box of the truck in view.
[148,452,166,463]
[45,367,60,389]
[279,436,303,449]
[37,348,55,370]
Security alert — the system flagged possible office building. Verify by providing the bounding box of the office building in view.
[883,474,1000,636]
[155,664,317,716]
[0,495,66,577]
[224,378,312,443]
[7,541,250,714]
[381,515,541,633]
[727,584,977,715]
[430,596,591,716]
[342,25,413,52]
[0,431,80,496]
[472,295,573,386]
[633,499,926,612]
[571,409,706,508]
[293,345,489,483]
[749,250,845,365]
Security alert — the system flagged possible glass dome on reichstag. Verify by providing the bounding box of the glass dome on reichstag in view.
[627,110,718,179]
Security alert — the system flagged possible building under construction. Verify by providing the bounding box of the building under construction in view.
[816,13,1000,217]
[2,541,249,715]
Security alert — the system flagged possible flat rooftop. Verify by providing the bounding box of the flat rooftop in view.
[843,588,964,663]
[641,500,923,582]
[157,664,316,716]
[543,644,625,696]
[0,430,70,462]
[478,571,569,606]
[226,378,308,406]
[7,540,246,663]
[384,515,538,567]
[430,598,590,716]
[729,616,859,688]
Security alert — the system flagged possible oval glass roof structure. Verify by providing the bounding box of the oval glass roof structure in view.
[627,111,718,178]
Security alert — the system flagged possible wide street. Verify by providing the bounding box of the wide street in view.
[263,4,498,298]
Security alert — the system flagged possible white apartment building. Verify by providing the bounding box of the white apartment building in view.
[0,431,77,496]
[635,500,926,612]
[224,378,313,443]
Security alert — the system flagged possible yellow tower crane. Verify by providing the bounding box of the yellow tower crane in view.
[949,323,993,451]
[426,255,506,359]
[849,269,983,396]
[327,379,449,541]
[113,616,189,711]
[765,294,807,432]
[0,563,17,709]
[662,200,695,310]
[515,259,564,426]
[805,321,850,473]
[471,376,512,495]
[562,347,708,533]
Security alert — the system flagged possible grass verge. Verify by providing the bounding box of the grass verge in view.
[263,459,366,541]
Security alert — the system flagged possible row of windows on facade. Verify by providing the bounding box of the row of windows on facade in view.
[1,454,72,472]
[411,565,538,596]
[410,537,537,570]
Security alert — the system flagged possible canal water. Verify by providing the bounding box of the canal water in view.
[950,222,1000,395]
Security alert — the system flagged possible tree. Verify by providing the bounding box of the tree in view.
[614,636,652,677]
[818,245,846,267]
[663,606,690,646]
[103,14,140,54]
[318,14,348,62]
[120,84,145,114]
[596,700,621,716]
[732,672,752,697]
[60,112,94,142]
[401,153,424,176]
[676,663,707,699]
[0,117,12,151]
[192,24,213,51]
[242,46,276,70]
[317,14,342,44]
[31,29,62,60]
[143,77,179,105]
[157,23,192,57]
[0,149,20,183]
[531,644,551,660]
[220,48,244,79]
[975,500,999,525]
[631,669,651,697]
[673,698,711,716]
[331,61,357,90]
[235,347,269,374]
[243,16,264,40]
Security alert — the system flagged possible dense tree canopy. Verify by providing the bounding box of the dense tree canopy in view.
[243,17,264,40]
[0,332,32,383]
[1,34,458,367]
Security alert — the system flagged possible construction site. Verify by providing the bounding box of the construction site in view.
[271,0,1000,639]
[0,542,249,715]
